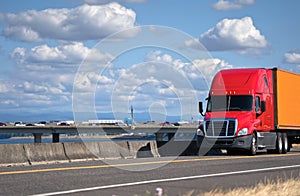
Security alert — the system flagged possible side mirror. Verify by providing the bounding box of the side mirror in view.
[261,101,266,113]
[199,102,205,116]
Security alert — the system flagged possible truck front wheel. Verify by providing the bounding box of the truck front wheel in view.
[249,133,257,156]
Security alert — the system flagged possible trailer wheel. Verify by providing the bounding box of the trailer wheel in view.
[281,132,288,154]
[275,132,283,154]
[249,133,257,156]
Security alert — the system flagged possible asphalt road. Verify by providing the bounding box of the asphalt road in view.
[0,149,299,196]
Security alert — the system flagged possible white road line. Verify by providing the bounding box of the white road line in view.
[32,164,300,196]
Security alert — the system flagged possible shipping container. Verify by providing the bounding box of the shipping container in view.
[274,69,300,129]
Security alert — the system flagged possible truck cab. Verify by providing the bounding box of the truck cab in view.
[197,68,277,155]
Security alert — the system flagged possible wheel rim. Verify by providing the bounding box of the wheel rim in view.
[283,134,288,152]
[278,136,283,151]
[251,135,257,154]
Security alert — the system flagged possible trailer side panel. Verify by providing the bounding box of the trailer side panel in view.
[275,69,300,129]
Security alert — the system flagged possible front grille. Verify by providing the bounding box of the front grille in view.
[204,119,236,137]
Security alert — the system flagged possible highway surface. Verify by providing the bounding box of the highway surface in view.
[0,149,299,196]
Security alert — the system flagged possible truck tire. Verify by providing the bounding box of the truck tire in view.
[288,143,292,152]
[281,132,288,154]
[275,132,283,154]
[267,132,283,154]
[249,133,257,156]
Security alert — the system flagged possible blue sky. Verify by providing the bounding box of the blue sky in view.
[0,0,300,122]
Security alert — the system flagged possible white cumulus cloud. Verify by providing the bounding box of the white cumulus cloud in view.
[199,17,268,53]
[283,51,300,73]
[106,50,234,119]
[83,0,147,4]
[2,3,136,42]
[11,42,113,70]
[5,42,115,116]
[146,50,233,88]
[212,0,255,11]
[284,52,300,64]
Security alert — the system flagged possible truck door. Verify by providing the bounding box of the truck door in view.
[262,74,273,130]
[255,95,263,130]
[263,95,273,129]
[255,94,272,131]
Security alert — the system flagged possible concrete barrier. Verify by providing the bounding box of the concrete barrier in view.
[0,144,28,166]
[149,141,160,158]
[63,141,134,161]
[128,141,151,158]
[63,142,99,161]
[24,143,68,164]
[63,141,158,160]
[0,141,197,167]
[128,141,160,158]
[98,141,132,159]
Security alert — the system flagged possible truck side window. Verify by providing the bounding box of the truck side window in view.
[255,96,261,112]
[264,76,269,87]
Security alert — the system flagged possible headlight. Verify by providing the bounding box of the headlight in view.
[197,128,204,136]
[237,128,248,136]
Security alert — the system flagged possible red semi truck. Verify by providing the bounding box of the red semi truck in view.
[197,68,300,155]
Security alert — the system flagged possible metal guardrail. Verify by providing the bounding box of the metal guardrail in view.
[0,126,197,143]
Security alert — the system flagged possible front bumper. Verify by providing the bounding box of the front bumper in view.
[197,135,252,151]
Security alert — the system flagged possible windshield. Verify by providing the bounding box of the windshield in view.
[207,95,253,112]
